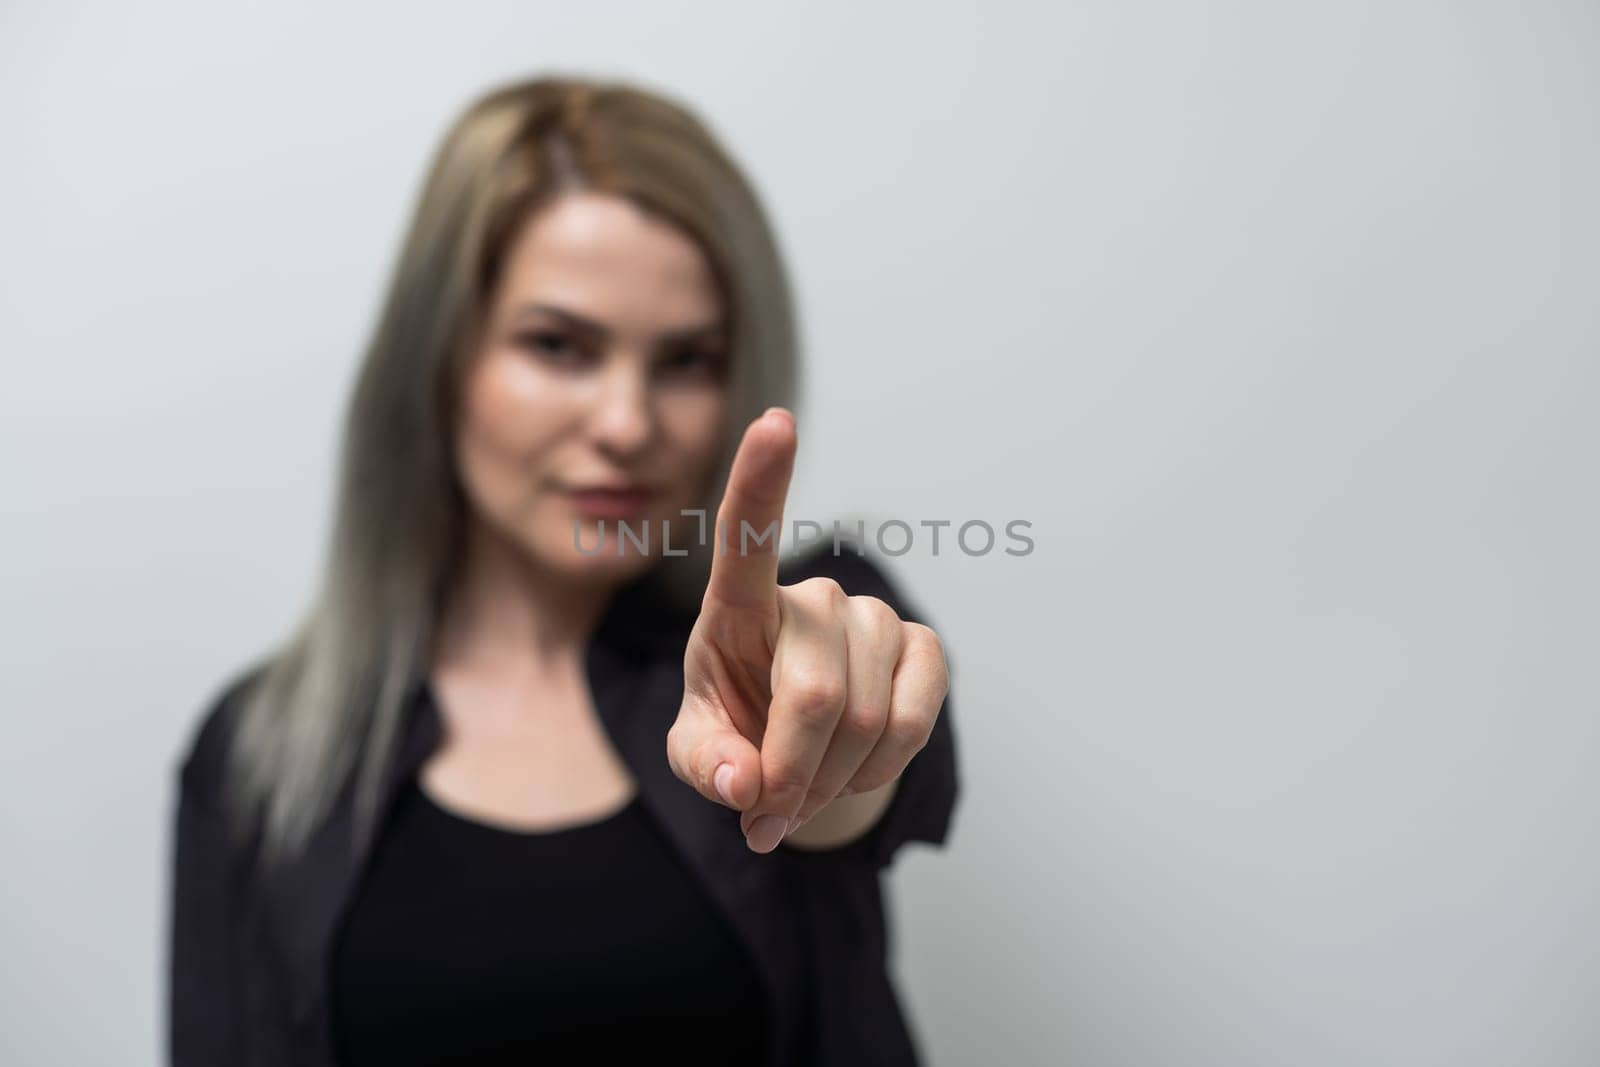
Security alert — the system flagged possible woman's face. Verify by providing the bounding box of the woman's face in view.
[453,190,731,587]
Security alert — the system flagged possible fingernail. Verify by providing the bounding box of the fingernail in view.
[714,763,737,807]
[745,813,787,853]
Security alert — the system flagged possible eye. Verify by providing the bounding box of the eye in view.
[516,330,592,368]
[657,343,728,382]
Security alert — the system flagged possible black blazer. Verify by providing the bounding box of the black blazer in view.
[167,544,961,1066]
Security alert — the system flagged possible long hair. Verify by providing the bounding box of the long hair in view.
[225,73,800,868]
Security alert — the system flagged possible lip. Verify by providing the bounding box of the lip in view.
[562,485,657,519]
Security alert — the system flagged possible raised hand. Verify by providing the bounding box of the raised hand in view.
[665,407,950,853]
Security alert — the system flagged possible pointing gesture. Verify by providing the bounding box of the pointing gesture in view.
[666,408,950,853]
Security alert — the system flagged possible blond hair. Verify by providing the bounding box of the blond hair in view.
[227,73,799,866]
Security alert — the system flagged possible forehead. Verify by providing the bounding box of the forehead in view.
[492,191,723,330]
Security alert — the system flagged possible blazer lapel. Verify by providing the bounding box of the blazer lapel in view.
[258,668,442,1062]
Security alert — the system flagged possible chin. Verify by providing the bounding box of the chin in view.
[534,524,661,585]
[566,550,658,585]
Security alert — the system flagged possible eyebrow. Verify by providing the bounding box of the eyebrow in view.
[510,302,727,345]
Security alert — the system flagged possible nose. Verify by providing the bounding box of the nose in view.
[588,357,655,459]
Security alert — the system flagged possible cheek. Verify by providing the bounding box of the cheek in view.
[455,352,572,501]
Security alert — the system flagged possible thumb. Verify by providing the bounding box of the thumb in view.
[666,711,762,812]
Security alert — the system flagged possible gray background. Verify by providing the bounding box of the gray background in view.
[3,2,1596,1064]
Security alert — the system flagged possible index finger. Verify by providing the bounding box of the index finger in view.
[704,407,797,613]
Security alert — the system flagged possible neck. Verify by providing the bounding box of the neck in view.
[433,514,622,672]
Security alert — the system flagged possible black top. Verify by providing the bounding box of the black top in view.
[332,780,767,1065]
[169,544,960,1067]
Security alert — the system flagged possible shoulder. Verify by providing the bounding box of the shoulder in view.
[176,658,272,809]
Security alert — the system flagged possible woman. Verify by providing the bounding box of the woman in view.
[168,74,960,1067]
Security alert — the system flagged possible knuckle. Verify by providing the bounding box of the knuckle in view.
[664,723,686,765]
[884,709,933,753]
[793,689,844,725]
[838,703,887,743]
[850,595,903,643]
[793,576,845,608]
[782,667,846,721]
[906,624,950,688]
[904,620,941,655]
